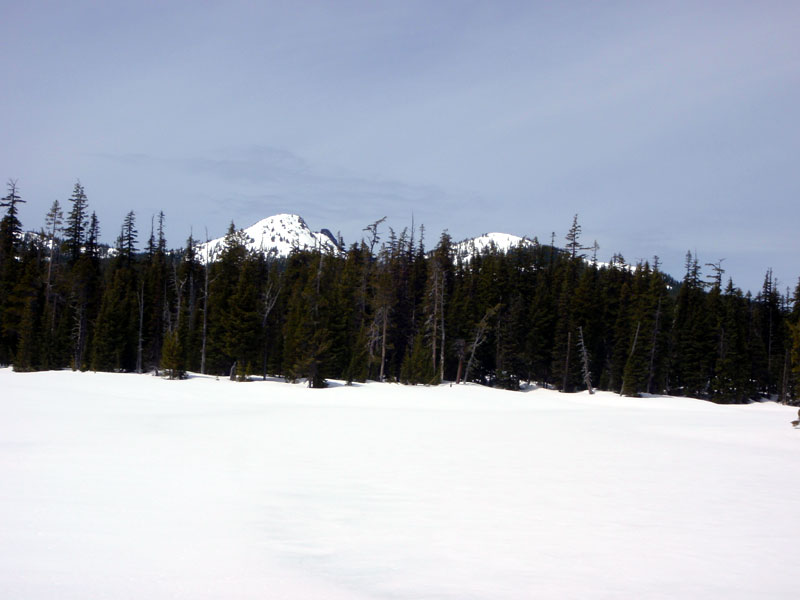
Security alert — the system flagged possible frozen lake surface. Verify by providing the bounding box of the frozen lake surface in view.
[1,368,798,599]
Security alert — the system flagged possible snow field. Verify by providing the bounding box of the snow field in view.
[1,368,798,599]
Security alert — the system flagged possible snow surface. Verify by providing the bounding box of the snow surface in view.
[1,368,798,599]
[196,214,340,262]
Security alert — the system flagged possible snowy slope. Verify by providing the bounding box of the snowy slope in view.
[2,368,798,599]
[196,214,340,262]
[452,232,536,262]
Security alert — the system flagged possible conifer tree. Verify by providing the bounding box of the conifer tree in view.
[141,213,170,371]
[621,263,661,396]
[282,250,332,387]
[160,329,184,379]
[43,200,63,316]
[225,253,262,380]
[205,222,248,375]
[0,179,25,260]
[65,213,102,370]
[551,263,580,391]
[565,214,585,260]
[526,270,557,386]
[11,255,43,371]
[788,282,800,405]
[65,182,88,263]
[711,280,751,402]
[670,252,715,396]
[91,213,138,372]
[0,180,26,364]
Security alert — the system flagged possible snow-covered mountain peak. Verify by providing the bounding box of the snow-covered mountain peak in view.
[453,232,536,261]
[197,213,340,262]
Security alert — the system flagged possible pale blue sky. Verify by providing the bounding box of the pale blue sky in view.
[2,0,799,292]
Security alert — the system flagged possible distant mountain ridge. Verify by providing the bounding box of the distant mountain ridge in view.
[195,215,638,274]
[197,214,543,263]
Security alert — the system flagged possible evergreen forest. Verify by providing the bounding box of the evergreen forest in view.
[2,180,799,405]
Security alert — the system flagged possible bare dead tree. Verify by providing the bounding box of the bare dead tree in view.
[439,273,445,382]
[454,339,466,384]
[136,282,144,374]
[562,330,572,392]
[362,217,387,256]
[629,321,641,363]
[44,200,63,328]
[578,326,594,394]
[71,299,86,370]
[260,277,281,379]
[170,260,187,333]
[463,304,500,384]
[428,264,441,376]
[199,228,217,375]
[379,305,389,382]
[647,296,662,394]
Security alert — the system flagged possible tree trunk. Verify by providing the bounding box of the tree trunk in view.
[200,261,209,375]
[647,297,662,394]
[379,308,387,382]
[136,283,144,374]
[439,279,445,382]
[562,330,571,392]
[578,326,593,394]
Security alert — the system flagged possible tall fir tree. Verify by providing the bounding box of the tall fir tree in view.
[65,182,88,264]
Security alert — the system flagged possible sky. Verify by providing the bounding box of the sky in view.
[2,0,799,293]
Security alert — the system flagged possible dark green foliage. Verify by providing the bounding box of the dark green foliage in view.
[400,330,436,384]
[0,180,26,364]
[91,266,138,371]
[225,255,262,372]
[161,330,184,379]
[65,182,88,264]
[0,196,796,403]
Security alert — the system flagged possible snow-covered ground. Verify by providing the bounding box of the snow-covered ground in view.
[1,368,798,599]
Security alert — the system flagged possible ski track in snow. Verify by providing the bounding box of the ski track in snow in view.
[1,368,798,599]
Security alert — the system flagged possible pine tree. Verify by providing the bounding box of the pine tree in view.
[621,263,662,396]
[205,222,248,375]
[225,254,262,380]
[118,211,138,266]
[160,329,184,379]
[91,213,139,372]
[0,179,25,260]
[710,280,751,402]
[670,252,715,397]
[12,256,44,371]
[173,233,203,372]
[419,232,452,382]
[0,180,28,365]
[43,200,63,320]
[141,213,171,372]
[65,215,102,371]
[65,182,88,263]
[282,250,333,387]
[551,260,581,392]
[400,329,435,384]
[565,214,585,260]
[526,270,557,386]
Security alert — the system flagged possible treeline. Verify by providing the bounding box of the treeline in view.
[2,180,799,404]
